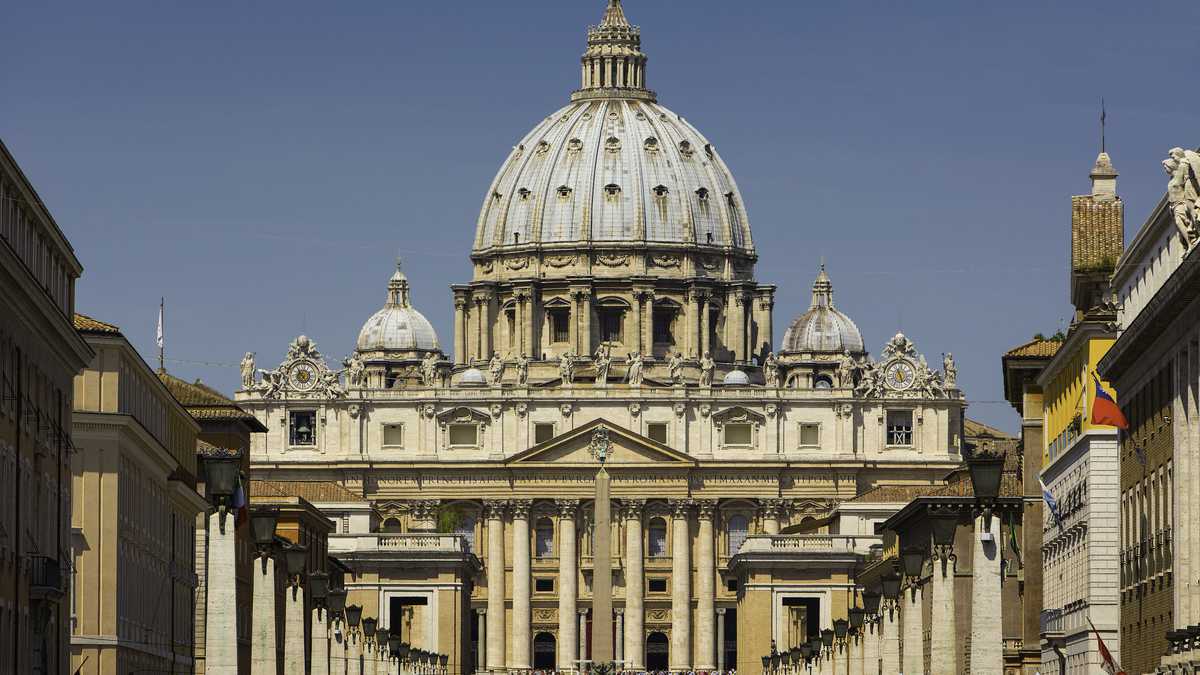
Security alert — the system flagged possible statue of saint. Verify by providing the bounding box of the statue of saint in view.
[559,351,575,384]
[943,352,957,388]
[594,344,612,387]
[699,351,715,388]
[515,353,530,386]
[323,369,345,398]
[489,352,505,385]
[763,352,780,388]
[837,349,856,388]
[626,351,645,386]
[420,352,439,387]
[240,352,256,389]
[343,353,366,388]
[1165,147,1200,247]
[668,352,684,386]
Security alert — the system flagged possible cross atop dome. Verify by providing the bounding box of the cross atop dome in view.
[574,0,655,101]
[600,0,630,28]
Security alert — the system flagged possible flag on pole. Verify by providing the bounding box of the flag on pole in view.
[1090,373,1129,429]
[231,474,248,527]
[1088,618,1125,675]
[156,299,164,349]
[1040,479,1065,535]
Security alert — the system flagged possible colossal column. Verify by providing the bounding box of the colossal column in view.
[511,500,533,670]
[484,500,508,673]
[670,499,693,671]
[622,500,646,670]
[557,500,580,671]
[695,500,717,670]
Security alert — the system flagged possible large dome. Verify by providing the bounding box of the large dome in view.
[472,1,752,256]
[781,264,865,356]
[356,261,440,354]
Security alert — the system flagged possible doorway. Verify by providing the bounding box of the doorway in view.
[534,632,557,669]
[646,632,669,671]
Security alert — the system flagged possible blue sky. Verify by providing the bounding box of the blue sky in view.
[4,1,1196,432]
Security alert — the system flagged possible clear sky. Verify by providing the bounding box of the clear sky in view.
[4,1,1197,432]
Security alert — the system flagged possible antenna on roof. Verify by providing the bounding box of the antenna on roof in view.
[1100,97,1107,154]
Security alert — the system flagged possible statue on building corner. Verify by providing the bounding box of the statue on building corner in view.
[559,351,576,385]
[1165,147,1200,248]
[489,352,505,385]
[668,351,684,386]
[763,352,780,388]
[626,351,644,387]
[343,352,366,388]
[515,353,530,386]
[420,352,439,387]
[240,352,256,389]
[837,349,856,388]
[699,351,715,388]
[594,344,612,387]
[943,352,957,388]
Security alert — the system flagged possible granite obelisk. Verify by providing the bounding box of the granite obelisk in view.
[591,428,614,666]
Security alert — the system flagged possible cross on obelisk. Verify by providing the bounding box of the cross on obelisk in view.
[590,428,614,666]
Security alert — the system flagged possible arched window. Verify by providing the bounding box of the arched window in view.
[536,517,555,558]
[455,514,477,552]
[648,517,668,557]
[381,517,402,533]
[727,515,749,555]
[814,375,833,389]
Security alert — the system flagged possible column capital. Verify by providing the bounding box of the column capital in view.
[578,608,590,616]
[510,499,533,519]
[669,498,694,519]
[476,608,487,616]
[483,499,509,519]
[619,499,646,521]
[614,608,624,616]
[758,498,787,519]
[695,499,717,520]
[715,607,726,616]
[411,499,441,520]
[556,499,580,518]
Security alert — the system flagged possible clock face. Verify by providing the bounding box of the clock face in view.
[884,360,916,391]
[289,362,319,391]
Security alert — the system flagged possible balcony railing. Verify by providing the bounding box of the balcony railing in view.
[734,534,880,556]
[329,533,471,554]
[29,555,64,600]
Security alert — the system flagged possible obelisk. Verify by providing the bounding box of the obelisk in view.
[592,464,614,665]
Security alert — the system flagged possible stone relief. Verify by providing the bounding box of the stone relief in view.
[648,254,681,268]
[596,253,630,267]
[545,254,577,268]
[252,335,345,400]
[853,332,956,400]
[504,256,530,271]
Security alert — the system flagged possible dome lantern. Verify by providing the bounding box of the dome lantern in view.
[574,0,655,102]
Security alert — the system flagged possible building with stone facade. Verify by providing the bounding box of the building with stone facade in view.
[0,138,93,675]
[242,3,976,674]
[1097,146,1200,673]
[69,315,209,675]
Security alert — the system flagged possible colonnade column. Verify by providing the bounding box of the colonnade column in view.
[475,609,486,674]
[205,512,238,674]
[847,631,864,675]
[929,548,956,674]
[880,605,900,675]
[696,500,717,670]
[558,500,580,671]
[251,554,277,674]
[454,294,468,365]
[669,499,693,672]
[511,500,532,670]
[484,500,508,673]
[312,605,330,675]
[861,622,878,675]
[716,608,726,673]
[578,610,588,663]
[699,293,711,358]
[622,501,646,670]
[284,578,307,674]
[901,583,923,675]
[760,499,783,535]
[970,514,1003,674]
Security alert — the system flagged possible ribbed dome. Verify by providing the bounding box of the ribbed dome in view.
[472,2,752,256]
[780,264,865,356]
[356,260,440,353]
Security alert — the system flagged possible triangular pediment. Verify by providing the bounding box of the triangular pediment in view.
[507,418,696,466]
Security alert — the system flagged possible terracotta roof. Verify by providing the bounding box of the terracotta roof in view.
[964,418,1014,441]
[1004,338,1063,358]
[157,371,265,429]
[250,480,362,503]
[73,313,121,334]
[849,484,942,503]
[197,439,241,458]
[929,470,1023,499]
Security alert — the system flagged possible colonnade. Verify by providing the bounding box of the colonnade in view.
[477,498,721,673]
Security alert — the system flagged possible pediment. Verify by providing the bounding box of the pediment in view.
[507,418,696,466]
[711,405,766,425]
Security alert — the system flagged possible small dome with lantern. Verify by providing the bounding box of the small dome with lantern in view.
[780,263,865,358]
[356,258,441,356]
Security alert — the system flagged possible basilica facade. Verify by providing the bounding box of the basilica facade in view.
[241,3,967,674]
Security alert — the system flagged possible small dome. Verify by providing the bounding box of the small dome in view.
[356,259,440,353]
[723,369,750,386]
[458,368,486,386]
[781,263,865,356]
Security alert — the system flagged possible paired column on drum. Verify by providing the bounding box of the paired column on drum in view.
[484,500,507,673]
[622,500,646,670]
[670,499,693,672]
[557,500,580,671]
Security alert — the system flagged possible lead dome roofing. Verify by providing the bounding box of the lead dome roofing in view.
[781,264,865,355]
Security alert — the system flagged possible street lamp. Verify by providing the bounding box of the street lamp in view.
[930,509,959,563]
[848,607,865,631]
[250,507,279,574]
[346,604,363,631]
[203,455,240,533]
[820,629,833,650]
[327,588,347,619]
[900,545,926,589]
[861,590,882,617]
[309,571,329,607]
[967,450,1005,532]
[362,616,377,640]
[285,544,308,586]
[439,653,449,675]
[880,574,901,609]
[833,619,848,640]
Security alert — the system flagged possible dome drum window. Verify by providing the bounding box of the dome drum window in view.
[556,185,573,200]
[603,184,622,201]
[518,188,532,201]
[652,185,670,199]
[679,141,694,157]
[605,136,622,153]
[643,137,659,152]
[695,188,710,202]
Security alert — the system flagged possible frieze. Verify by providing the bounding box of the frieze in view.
[648,254,681,269]
[503,256,530,271]
[595,253,630,268]
[545,255,577,268]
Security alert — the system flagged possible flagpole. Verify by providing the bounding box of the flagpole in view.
[158,297,164,372]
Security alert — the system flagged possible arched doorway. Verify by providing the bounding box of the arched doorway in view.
[534,632,556,670]
[646,632,669,671]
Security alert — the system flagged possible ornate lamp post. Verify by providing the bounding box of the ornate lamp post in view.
[310,571,331,675]
[386,634,401,675]
[928,508,959,674]
[439,653,449,675]
[249,506,280,674]
[966,449,1007,673]
[966,450,1004,532]
[346,605,364,675]
[282,544,308,673]
[362,617,378,675]
[201,455,241,675]
[327,587,348,675]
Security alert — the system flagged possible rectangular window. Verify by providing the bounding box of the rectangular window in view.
[550,308,571,343]
[648,578,668,594]
[799,423,820,447]
[598,307,624,343]
[289,411,316,446]
[535,423,555,444]
[726,577,739,592]
[535,578,554,593]
[647,423,668,444]
[506,309,517,349]
[886,410,913,446]
[448,424,479,447]
[724,423,753,446]
[382,424,404,447]
[653,308,675,345]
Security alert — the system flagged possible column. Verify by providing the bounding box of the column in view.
[670,499,693,671]
[761,500,782,535]
[970,515,1003,674]
[569,290,581,355]
[615,610,625,665]
[251,554,277,674]
[284,583,307,674]
[686,290,700,358]
[716,608,726,672]
[334,629,349,675]
[901,584,923,675]
[348,631,364,675]
[580,293,592,356]
[312,607,330,675]
[731,291,746,362]
[861,623,879,675]
[848,633,864,675]
[558,500,580,671]
[699,294,711,358]
[454,296,468,365]
[880,607,900,675]
[639,290,654,356]
[365,642,379,675]
[476,609,486,674]
[623,501,646,670]
[929,552,956,674]
[696,501,717,670]
[478,295,493,361]
[206,512,238,674]
[485,500,508,673]
[512,501,533,670]
[578,609,589,662]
